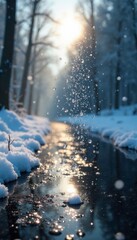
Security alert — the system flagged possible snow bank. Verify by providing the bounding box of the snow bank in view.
[68,194,83,205]
[0,184,8,198]
[0,109,50,198]
[0,156,18,183]
[59,105,137,151]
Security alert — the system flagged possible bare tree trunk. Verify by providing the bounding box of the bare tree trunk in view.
[131,0,137,50]
[9,50,17,110]
[19,0,39,107]
[12,51,17,102]
[114,19,122,109]
[131,0,137,104]
[106,60,113,110]
[35,88,40,115]
[90,0,100,114]
[28,15,40,115]
[28,49,36,114]
[0,0,16,109]
[28,80,34,115]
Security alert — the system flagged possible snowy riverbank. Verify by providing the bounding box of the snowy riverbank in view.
[59,105,137,151]
[0,109,50,198]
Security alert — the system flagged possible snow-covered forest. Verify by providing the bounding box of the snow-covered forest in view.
[52,0,137,118]
[0,0,137,190]
[0,0,56,115]
[0,0,137,117]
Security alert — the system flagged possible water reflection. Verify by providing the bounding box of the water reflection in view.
[0,123,137,239]
[92,132,137,161]
[118,147,137,161]
[72,126,137,240]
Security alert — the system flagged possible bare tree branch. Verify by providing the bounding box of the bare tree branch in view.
[35,61,50,75]
[32,41,57,48]
[35,12,59,24]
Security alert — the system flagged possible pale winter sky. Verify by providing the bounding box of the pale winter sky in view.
[47,0,80,75]
[51,0,79,17]
[48,0,100,75]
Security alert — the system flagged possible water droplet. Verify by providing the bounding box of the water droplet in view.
[65,234,74,240]
[49,224,63,235]
[27,75,33,81]
[114,180,124,190]
[35,218,40,224]
[122,96,127,102]
[76,229,85,237]
[115,232,125,240]
[34,236,39,239]
[49,228,61,235]
[117,76,121,81]
[88,139,92,144]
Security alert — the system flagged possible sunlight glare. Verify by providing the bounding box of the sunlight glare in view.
[67,184,77,194]
[58,15,82,48]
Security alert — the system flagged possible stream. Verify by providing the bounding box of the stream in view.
[0,122,137,240]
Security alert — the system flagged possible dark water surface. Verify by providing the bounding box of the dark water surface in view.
[0,122,137,240]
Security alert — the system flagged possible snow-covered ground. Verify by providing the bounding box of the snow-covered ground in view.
[0,109,50,198]
[59,105,137,151]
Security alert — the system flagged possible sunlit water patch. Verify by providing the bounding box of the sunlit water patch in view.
[0,122,137,239]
